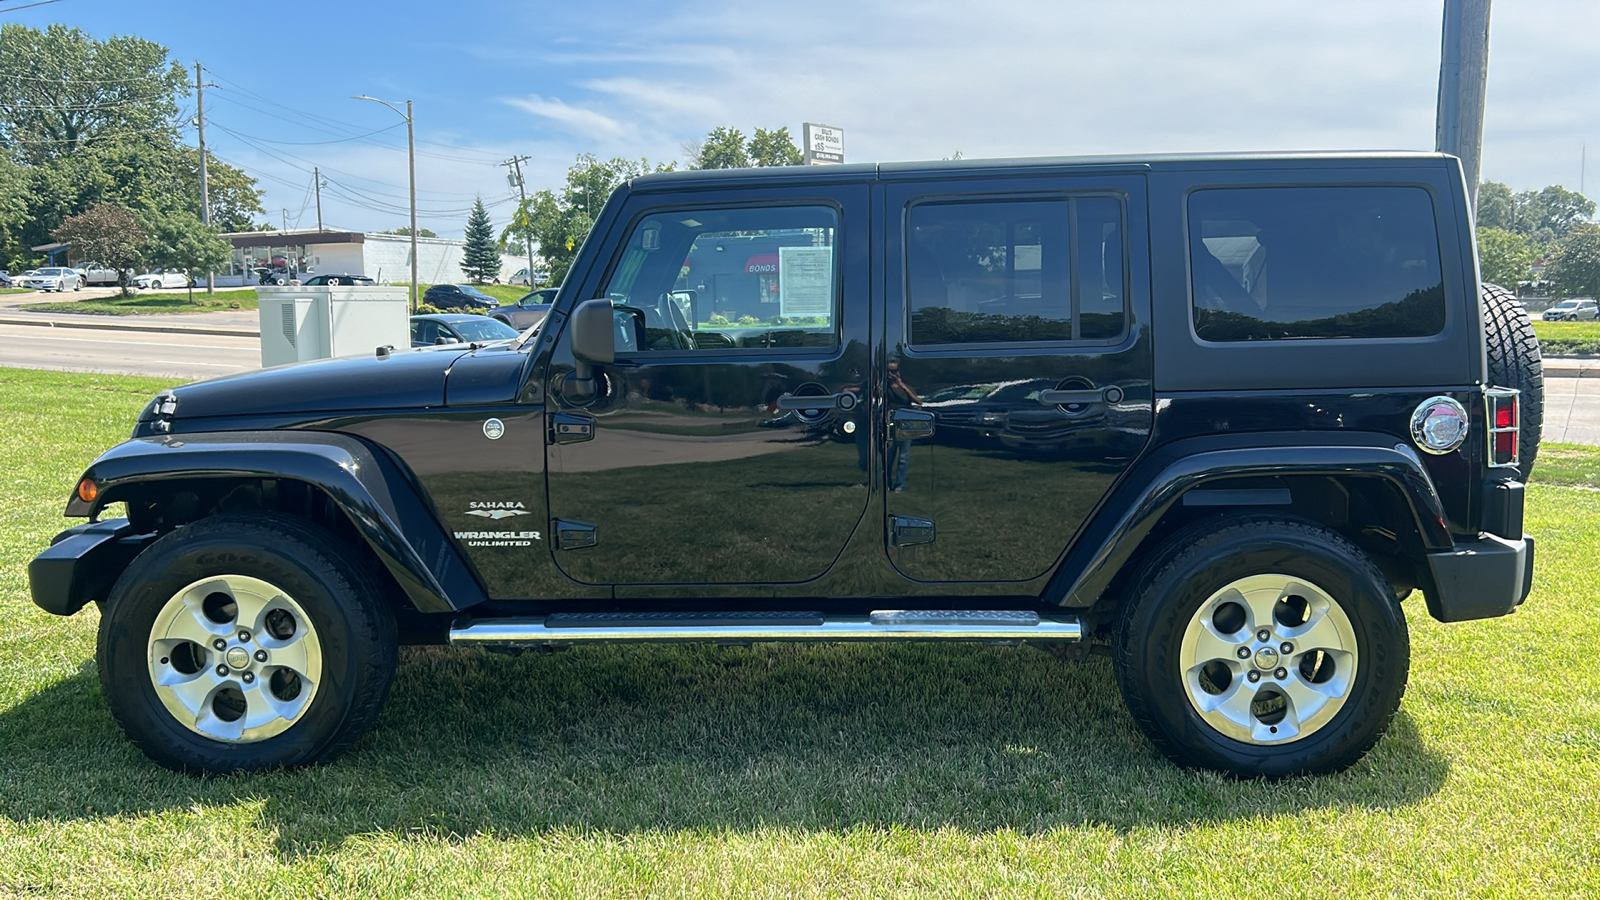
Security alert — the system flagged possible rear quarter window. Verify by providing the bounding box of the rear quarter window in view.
[1188,186,1445,342]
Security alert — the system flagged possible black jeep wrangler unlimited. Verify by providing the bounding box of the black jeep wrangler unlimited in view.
[30,152,1539,778]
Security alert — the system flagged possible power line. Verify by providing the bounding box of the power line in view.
[0,0,69,14]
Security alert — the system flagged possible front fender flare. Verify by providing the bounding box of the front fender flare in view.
[74,431,485,613]
[1050,433,1454,609]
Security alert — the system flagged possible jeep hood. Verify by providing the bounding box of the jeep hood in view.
[161,347,472,419]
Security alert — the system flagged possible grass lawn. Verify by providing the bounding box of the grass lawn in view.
[1,365,1598,897]
[21,290,259,316]
[1531,320,1600,355]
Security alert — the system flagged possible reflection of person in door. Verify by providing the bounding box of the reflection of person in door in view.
[887,360,921,492]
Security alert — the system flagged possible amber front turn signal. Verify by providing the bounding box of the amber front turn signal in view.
[76,478,98,503]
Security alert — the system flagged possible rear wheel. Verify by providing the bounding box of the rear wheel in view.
[1115,515,1408,777]
[98,513,397,773]
[1482,282,1543,479]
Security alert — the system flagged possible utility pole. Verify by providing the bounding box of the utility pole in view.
[196,62,215,295]
[314,166,324,231]
[353,95,418,313]
[1436,0,1493,213]
[502,154,536,285]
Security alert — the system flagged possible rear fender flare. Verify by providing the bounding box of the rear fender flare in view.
[73,432,485,613]
[1051,434,1454,609]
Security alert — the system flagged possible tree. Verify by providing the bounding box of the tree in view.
[52,204,145,294]
[748,127,802,167]
[140,208,231,301]
[460,196,501,284]
[382,226,437,238]
[501,154,673,285]
[1477,181,1515,230]
[1475,180,1595,253]
[1546,223,1600,299]
[1477,226,1536,289]
[0,23,189,165]
[690,126,748,169]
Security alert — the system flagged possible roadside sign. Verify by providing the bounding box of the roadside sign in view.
[803,124,845,165]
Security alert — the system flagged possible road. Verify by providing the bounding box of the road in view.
[0,322,258,381]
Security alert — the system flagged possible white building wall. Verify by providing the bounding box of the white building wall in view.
[308,243,365,276]
[361,234,529,285]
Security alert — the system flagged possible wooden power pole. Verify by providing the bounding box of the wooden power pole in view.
[1436,0,1493,213]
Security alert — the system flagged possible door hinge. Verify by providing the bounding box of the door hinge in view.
[889,515,936,547]
[549,412,596,444]
[553,519,597,550]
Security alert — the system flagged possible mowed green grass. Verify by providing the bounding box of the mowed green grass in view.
[1531,319,1600,355]
[22,289,259,315]
[1,366,1598,897]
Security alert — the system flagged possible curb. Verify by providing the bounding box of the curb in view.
[0,313,257,338]
[1543,357,1600,378]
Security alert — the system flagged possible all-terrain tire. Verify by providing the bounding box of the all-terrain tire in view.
[1482,282,1542,480]
[1114,514,1409,778]
[97,513,397,773]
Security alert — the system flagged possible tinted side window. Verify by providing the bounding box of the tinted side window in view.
[602,205,839,353]
[1188,186,1446,342]
[907,196,1126,345]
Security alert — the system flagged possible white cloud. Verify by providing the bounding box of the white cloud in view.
[502,95,631,142]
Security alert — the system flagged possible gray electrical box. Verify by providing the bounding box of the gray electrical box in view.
[258,286,410,367]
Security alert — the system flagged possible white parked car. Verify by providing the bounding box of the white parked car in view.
[134,269,192,290]
[72,262,123,286]
[22,267,84,292]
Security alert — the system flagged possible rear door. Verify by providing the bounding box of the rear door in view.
[882,173,1154,583]
[544,184,872,589]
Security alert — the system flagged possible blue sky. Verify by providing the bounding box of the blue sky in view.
[7,0,1598,239]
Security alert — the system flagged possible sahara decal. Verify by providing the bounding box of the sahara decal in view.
[464,500,530,519]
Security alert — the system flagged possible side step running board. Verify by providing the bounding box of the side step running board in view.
[449,609,1082,647]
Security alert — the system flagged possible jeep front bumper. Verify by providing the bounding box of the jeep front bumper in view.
[1423,532,1534,623]
[29,518,153,616]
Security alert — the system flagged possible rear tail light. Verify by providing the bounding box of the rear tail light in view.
[1485,388,1520,469]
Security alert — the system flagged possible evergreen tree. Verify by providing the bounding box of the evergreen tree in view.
[461,197,500,284]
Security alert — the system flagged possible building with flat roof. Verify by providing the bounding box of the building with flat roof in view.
[218,229,523,287]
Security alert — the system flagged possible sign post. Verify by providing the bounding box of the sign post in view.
[803,123,845,165]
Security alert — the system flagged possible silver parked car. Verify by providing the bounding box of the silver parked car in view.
[22,267,84,292]
[133,269,192,290]
[1541,299,1598,321]
[72,262,123,286]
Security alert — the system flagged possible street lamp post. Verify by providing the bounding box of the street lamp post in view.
[353,95,418,313]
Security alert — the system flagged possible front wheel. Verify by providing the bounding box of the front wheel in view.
[98,513,397,773]
[1115,515,1408,777]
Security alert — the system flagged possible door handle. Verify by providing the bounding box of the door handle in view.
[891,408,936,440]
[775,391,859,412]
[1037,385,1124,406]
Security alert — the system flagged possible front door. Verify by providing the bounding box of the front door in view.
[545,187,872,588]
[882,175,1154,583]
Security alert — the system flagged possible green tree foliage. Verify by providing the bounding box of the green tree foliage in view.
[689,126,804,169]
[502,154,673,285]
[0,23,189,164]
[382,226,437,238]
[460,197,501,284]
[139,208,232,299]
[1476,226,1537,288]
[1546,223,1600,299]
[52,203,145,294]
[0,25,263,262]
[1476,180,1597,252]
[749,127,803,167]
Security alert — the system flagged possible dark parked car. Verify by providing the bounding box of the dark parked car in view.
[423,283,498,312]
[29,152,1539,779]
[301,274,376,286]
[409,313,520,347]
[490,287,557,330]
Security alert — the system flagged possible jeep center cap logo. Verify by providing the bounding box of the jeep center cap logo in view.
[482,418,505,440]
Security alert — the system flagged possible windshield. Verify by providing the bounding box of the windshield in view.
[459,285,492,299]
[452,317,520,342]
[1553,301,1579,309]
[38,268,65,275]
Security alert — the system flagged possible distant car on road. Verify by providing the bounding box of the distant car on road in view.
[409,313,520,347]
[300,274,375,286]
[22,267,84,292]
[491,287,557,330]
[72,262,123,286]
[134,270,192,290]
[422,283,498,312]
[1541,299,1598,321]
[0,271,12,288]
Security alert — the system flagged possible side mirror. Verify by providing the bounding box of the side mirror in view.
[566,298,615,404]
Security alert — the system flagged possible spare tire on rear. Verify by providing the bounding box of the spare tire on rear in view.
[1482,282,1543,480]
